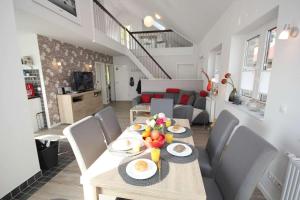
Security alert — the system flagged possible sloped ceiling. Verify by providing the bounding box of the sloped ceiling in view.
[105,0,235,43]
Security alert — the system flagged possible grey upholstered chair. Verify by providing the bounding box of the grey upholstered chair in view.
[173,105,193,123]
[150,98,174,118]
[95,106,122,145]
[198,110,239,177]
[63,116,107,173]
[203,126,277,200]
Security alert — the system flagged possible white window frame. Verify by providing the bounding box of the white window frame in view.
[240,21,277,105]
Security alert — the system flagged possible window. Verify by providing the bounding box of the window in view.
[240,27,277,104]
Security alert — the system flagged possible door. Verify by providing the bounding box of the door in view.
[114,65,129,101]
[177,64,197,79]
[95,62,111,104]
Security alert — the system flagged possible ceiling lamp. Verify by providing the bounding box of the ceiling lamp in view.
[144,16,154,27]
[279,24,299,40]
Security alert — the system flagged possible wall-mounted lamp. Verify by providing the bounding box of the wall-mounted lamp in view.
[57,62,62,66]
[89,64,93,68]
[278,24,299,40]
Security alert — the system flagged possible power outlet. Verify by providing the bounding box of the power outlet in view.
[267,172,283,192]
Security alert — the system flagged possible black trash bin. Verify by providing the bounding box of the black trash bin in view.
[35,139,59,170]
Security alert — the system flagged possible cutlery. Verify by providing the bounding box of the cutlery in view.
[158,159,162,181]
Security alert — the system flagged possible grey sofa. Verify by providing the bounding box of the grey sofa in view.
[132,90,209,125]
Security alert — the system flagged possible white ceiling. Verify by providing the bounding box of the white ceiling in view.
[105,0,236,43]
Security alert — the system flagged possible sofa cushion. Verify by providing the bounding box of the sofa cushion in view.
[141,94,152,103]
[179,94,190,105]
[177,90,195,105]
[166,88,180,93]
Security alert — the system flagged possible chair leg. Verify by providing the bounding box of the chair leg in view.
[83,183,97,200]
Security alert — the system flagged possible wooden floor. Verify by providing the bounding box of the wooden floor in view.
[29,101,266,200]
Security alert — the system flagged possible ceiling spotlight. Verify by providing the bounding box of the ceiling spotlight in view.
[155,14,161,20]
[144,16,154,27]
[279,24,299,40]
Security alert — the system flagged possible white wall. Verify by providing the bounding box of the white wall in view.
[198,0,300,199]
[14,0,94,40]
[0,0,40,197]
[113,56,147,100]
[17,32,51,128]
[142,79,203,92]
[148,47,201,79]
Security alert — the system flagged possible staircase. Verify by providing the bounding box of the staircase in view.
[93,0,171,79]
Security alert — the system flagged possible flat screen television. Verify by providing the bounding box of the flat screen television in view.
[72,71,94,92]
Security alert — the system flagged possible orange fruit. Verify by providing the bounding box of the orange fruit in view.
[142,131,151,138]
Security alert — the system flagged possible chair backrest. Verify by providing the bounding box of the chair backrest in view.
[150,98,174,118]
[63,116,107,173]
[215,126,277,200]
[95,106,122,144]
[206,110,239,168]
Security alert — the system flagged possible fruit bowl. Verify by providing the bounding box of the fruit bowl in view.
[144,134,165,148]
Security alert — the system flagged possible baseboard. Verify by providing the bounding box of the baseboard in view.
[0,171,42,200]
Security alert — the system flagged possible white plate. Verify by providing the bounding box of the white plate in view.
[167,126,186,134]
[167,143,192,157]
[129,124,145,131]
[126,159,157,180]
[111,137,142,151]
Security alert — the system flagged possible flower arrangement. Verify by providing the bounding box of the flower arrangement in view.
[146,113,167,130]
[221,73,237,102]
[221,73,235,88]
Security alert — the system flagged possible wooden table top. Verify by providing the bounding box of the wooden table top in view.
[81,118,206,200]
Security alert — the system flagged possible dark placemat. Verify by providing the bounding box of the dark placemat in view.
[161,141,199,164]
[118,153,169,186]
[165,127,192,138]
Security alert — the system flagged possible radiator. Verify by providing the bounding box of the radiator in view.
[281,154,300,200]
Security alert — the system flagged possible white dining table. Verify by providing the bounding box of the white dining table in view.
[80,117,206,200]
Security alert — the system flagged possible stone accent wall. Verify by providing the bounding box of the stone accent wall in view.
[37,35,113,126]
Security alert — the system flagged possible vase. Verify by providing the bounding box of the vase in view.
[229,88,237,102]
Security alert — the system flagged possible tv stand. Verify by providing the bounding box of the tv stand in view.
[57,90,102,124]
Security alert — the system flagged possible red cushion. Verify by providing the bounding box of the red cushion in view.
[141,94,152,103]
[199,90,208,97]
[179,94,190,105]
[166,88,180,93]
[153,94,164,98]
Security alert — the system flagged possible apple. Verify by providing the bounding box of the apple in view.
[158,134,164,141]
[151,130,160,140]
[144,137,153,148]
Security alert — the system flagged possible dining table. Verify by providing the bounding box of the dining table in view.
[80,117,206,200]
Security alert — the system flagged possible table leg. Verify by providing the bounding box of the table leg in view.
[83,183,97,200]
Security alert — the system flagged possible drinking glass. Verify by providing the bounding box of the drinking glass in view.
[165,118,172,128]
[165,133,174,144]
[151,148,160,163]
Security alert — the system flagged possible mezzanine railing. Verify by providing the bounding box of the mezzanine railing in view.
[131,30,193,49]
[93,0,171,79]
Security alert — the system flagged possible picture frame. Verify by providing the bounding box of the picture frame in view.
[33,0,81,25]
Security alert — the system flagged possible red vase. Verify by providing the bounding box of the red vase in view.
[206,81,212,91]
